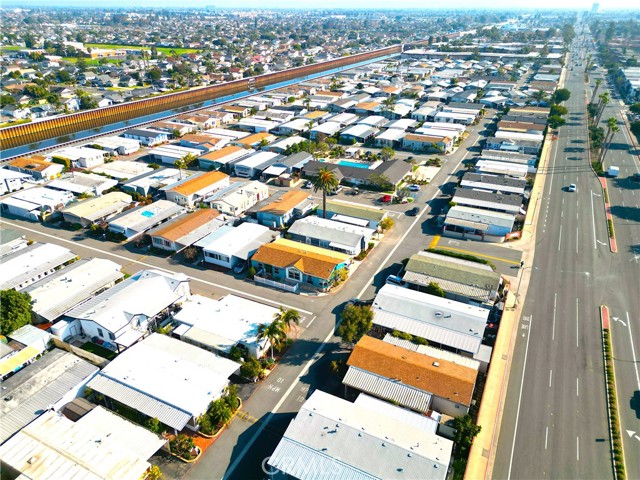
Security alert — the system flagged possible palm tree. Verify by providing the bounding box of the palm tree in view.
[600,117,619,166]
[381,96,395,117]
[257,320,286,360]
[174,158,187,180]
[311,167,339,219]
[531,89,547,105]
[590,79,602,104]
[274,307,301,333]
[595,91,610,125]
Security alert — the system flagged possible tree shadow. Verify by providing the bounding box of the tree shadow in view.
[610,205,640,223]
[611,177,640,190]
[564,146,585,153]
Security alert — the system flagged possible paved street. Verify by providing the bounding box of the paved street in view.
[494,27,640,480]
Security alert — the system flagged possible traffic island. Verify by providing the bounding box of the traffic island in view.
[599,179,618,253]
[600,305,626,480]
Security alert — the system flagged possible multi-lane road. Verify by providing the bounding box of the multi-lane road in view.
[494,28,640,480]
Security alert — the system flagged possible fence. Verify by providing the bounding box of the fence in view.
[254,275,299,293]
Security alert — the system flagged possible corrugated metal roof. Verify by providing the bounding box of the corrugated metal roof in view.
[402,271,492,303]
[87,375,191,431]
[0,243,77,291]
[343,367,433,413]
[382,334,481,371]
[354,394,439,434]
[1,350,99,444]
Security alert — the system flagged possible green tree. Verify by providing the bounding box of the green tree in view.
[600,117,619,167]
[530,89,547,105]
[0,95,16,107]
[337,305,373,344]
[0,290,32,335]
[591,79,602,105]
[551,88,571,104]
[257,320,287,359]
[169,434,195,459]
[549,105,568,116]
[379,217,394,232]
[240,357,263,380]
[453,414,482,455]
[629,103,640,115]
[380,146,395,161]
[425,281,446,298]
[311,167,339,219]
[548,115,566,129]
[274,307,300,333]
[145,465,163,480]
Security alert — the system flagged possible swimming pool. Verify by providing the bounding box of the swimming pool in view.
[337,160,371,169]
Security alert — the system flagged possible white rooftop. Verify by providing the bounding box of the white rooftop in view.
[202,222,272,258]
[0,408,163,480]
[172,294,279,352]
[108,199,184,234]
[268,390,452,480]
[88,333,239,429]
[92,160,152,180]
[0,242,76,291]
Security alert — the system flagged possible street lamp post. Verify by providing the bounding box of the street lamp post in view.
[515,262,537,300]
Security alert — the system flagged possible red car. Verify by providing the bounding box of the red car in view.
[381,194,392,203]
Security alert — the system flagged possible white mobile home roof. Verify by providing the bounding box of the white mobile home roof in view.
[25,258,124,323]
[434,111,475,122]
[149,144,202,160]
[375,129,407,142]
[446,205,516,230]
[4,187,73,209]
[88,333,239,430]
[418,121,466,132]
[108,199,184,235]
[50,146,105,161]
[494,130,544,142]
[92,160,152,180]
[204,127,251,140]
[172,294,279,353]
[123,168,181,191]
[0,408,163,480]
[202,222,274,260]
[234,151,279,169]
[329,112,359,125]
[340,123,379,138]
[310,121,342,136]
[62,191,133,223]
[475,160,529,178]
[89,136,140,153]
[48,172,117,195]
[372,284,488,353]
[268,390,451,480]
[0,242,76,291]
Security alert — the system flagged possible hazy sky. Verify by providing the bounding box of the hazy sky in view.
[6,0,640,9]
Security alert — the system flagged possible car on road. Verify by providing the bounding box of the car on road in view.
[408,184,420,192]
[385,275,405,286]
[380,194,393,203]
[328,185,343,195]
[406,207,420,216]
[568,183,577,192]
[347,187,359,195]
[303,181,313,189]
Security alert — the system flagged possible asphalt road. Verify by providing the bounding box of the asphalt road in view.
[494,32,618,480]
[588,56,640,480]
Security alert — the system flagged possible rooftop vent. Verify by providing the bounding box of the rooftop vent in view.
[433,362,440,367]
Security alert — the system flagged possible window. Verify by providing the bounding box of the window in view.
[97,328,104,338]
[273,268,280,275]
[109,332,115,340]
[288,269,301,281]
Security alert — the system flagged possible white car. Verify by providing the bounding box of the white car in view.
[568,183,577,192]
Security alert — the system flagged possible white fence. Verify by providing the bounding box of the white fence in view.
[254,275,299,293]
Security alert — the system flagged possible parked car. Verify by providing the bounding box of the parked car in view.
[234,261,248,274]
[380,194,392,203]
[304,181,313,189]
[328,185,343,196]
[407,207,420,216]
[408,184,420,192]
[347,187,360,196]
[385,275,405,286]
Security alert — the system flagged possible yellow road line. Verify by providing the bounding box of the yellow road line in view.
[435,246,521,265]
[428,235,441,249]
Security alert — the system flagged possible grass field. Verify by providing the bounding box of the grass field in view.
[0,45,22,51]
[80,341,118,360]
[85,43,200,55]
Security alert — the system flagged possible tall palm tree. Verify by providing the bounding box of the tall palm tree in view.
[381,96,395,117]
[257,320,286,360]
[274,307,301,333]
[174,158,187,180]
[600,117,619,166]
[595,91,610,125]
[311,167,339,219]
[590,79,602,104]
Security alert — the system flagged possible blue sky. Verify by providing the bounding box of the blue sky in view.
[6,0,640,9]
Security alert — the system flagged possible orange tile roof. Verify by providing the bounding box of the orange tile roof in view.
[355,101,380,110]
[9,156,56,172]
[150,208,220,241]
[225,106,248,112]
[251,239,347,280]
[303,111,328,119]
[169,171,229,196]
[258,190,310,215]
[348,336,477,406]
[316,90,343,97]
[181,133,222,144]
[199,145,244,161]
[237,132,275,146]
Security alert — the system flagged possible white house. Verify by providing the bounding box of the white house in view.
[207,181,270,216]
[89,136,141,155]
[51,146,107,169]
[123,128,168,146]
[107,200,185,239]
[86,333,239,432]
[48,172,118,197]
[0,187,74,221]
[172,294,280,358]
[233,151,282,178]
[200,222,277,269]
[147,145,203,166]
[58,270,191,350]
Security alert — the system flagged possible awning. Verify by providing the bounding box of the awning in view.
[115,329,145,348]
[329,241,356,252]
[445,217,489,231]
[262,165,287,177]
[331,214,370,227]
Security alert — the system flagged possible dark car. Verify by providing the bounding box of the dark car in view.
[407,207,420,216]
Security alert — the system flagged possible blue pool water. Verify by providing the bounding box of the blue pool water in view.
[337,160,370,169]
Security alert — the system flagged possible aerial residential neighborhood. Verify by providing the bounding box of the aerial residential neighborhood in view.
[0,5,639,480]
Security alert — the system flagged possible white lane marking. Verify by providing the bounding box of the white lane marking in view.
[577,436,580,461]
[549,369,553,387]
[577,377,580,397]
[545,426,549,450]
[306,316,317,328]
[507,314,535,480]
[576,227,579,254]
[591,191,597,249]
[558,225,563,252]
[552,293,557,341]
[626,312,640,390]
[0,219,314,315]
[576,297,580,348]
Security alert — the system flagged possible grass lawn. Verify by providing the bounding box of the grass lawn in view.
[85,43,200,55]
[80,341,117,360]
[0,46,22,51]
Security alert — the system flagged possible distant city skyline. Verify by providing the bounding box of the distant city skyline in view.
[4,0,640,10]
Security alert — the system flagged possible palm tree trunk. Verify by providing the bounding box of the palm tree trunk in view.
[590,84,599,104]
[322,190,327,219]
